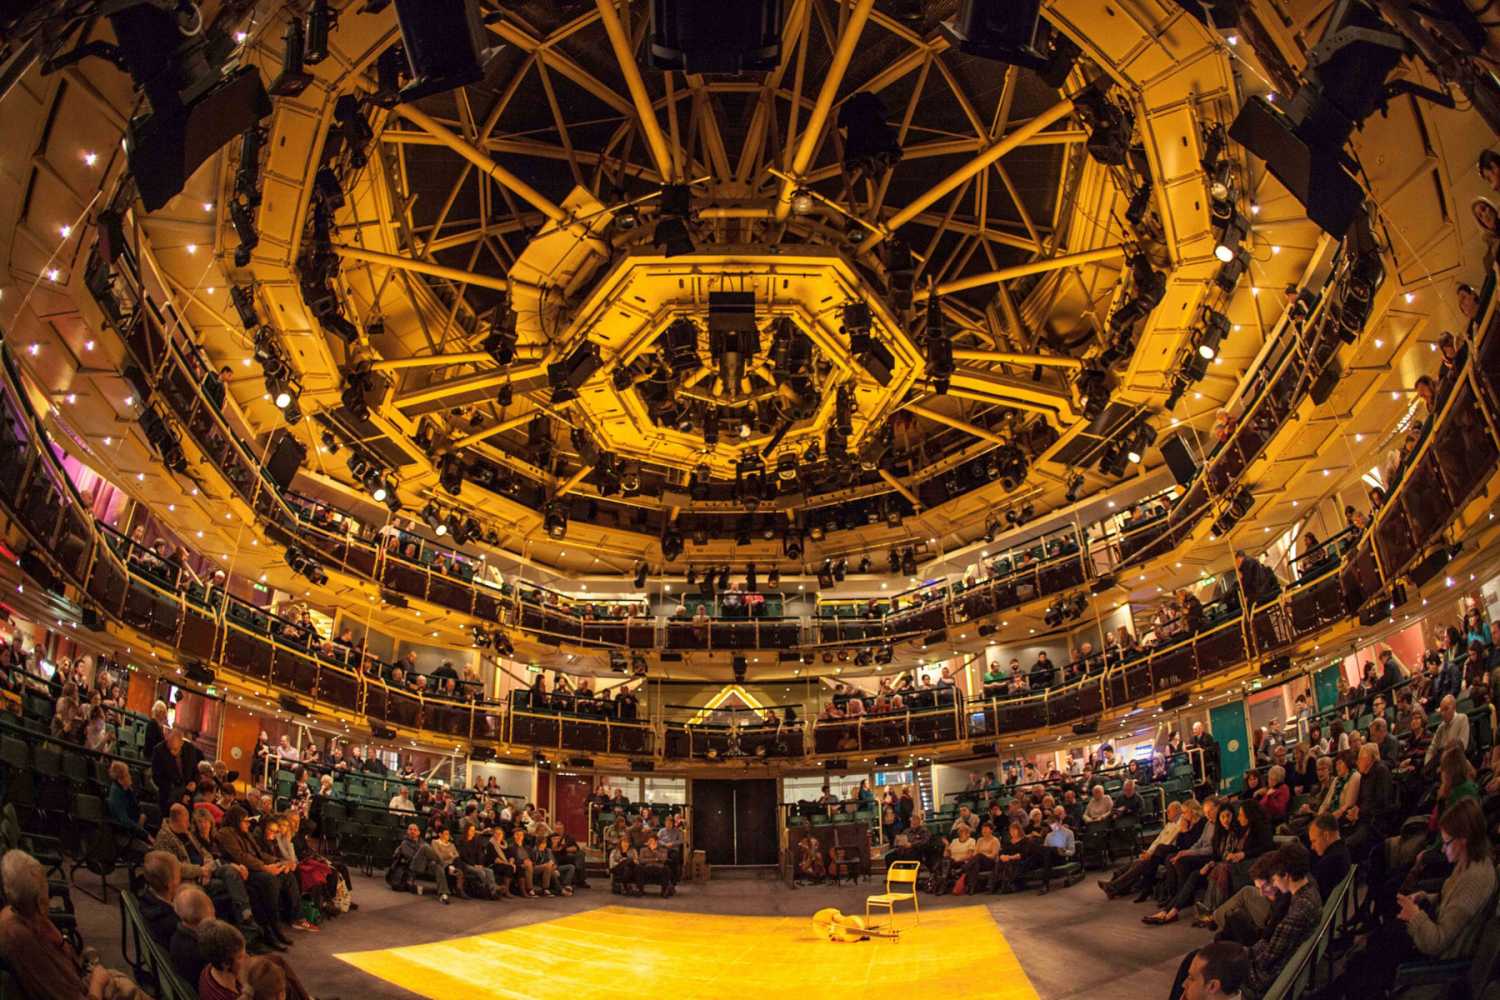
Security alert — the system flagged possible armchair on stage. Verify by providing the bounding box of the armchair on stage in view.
[865,860,921,931]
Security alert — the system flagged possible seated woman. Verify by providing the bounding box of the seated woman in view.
[1144,802,1237,926]
[1318,800,1495,1000]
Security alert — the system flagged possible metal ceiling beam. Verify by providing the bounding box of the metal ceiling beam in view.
[915,244,1127,299]
[775,0,878,221]
[856,97,1076,254]
[394,362,551,409]
[945,369,1078,423]
[395,106,570,229]
[556,464,594,497]
[370,350,543,374]
[595,0,676,182]
[878,469,922,510]
[950,350,1084,371]
[451,411,535,450]
[905,404,1009,447]
[333,244,510,293]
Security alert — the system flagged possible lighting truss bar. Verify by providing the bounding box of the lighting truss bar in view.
[916,244,1127,299]
[449,411,535,450]
[878,468,921,509]
[949,349,1084,370]
[856,96,1075,254]
[775,0,879,221]
[594,0,676,182]
[905,403,1010,447]
[394,362,551,409]
[333,243,510,292]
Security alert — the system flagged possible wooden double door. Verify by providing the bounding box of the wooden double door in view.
[690,778,778,866]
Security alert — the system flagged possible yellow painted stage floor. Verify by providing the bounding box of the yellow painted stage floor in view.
[335,903,1040,1000]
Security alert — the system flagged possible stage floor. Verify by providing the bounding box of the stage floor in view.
[335,903,1039,1000]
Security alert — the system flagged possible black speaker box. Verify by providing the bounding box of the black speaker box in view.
[1228,97,1365,238]
[265,429,306,492]
[1160,435,1199,488]
[1310,360,1341,406]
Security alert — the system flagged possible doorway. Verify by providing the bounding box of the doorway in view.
[691,779,778,866]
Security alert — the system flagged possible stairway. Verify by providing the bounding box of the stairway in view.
[916,766,935,815]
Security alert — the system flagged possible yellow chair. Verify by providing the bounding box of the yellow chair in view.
[865,860,921,931]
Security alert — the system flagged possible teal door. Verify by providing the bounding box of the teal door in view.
[1209,701,1251,794]
[1313,664,1342,715]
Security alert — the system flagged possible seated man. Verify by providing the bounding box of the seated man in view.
[169,885,215,985]
[1247,843,1323,998]
[1083,784,1114,824]
[1033,807,1078,895]
[138,851,183,949]
[534,836,572,897]
[1179,940,1251,1000]
[637,834,675,897]
[653,817,681,887]
[0,848,148,1000]
[1099,799,1185,899]
[609,837,643,896]
[387,823,453,904]
[1199,852,1279,944]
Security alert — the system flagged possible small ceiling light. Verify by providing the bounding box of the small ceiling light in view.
[83,339,94,351]
[82,151,97,166]
[1404,292,1415,303]
[203,202,214,213]
[1270,245,1280,254]
[235,30,248,43]
[136,472,144,481]
[1227,34,1239,45]
[1373,339,1384,348]
[58,225,71,239]
[185,244,197,255]
[65,393,75,404]
[103,436,112,446]
[46,269,60,282]
[123,395,133,406]
[26,343,38,356]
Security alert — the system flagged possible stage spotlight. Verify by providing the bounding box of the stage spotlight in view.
[1214,247,1251,292]
[1214,211,1245,263]
[1073,79,1133,166]
[783,531,804,560]
[663,317,702,376]
[662,527,684,562]
[392,0,497,102]
[838,91,903,180]
[270,15,315,97]
[717,565,731,591]
[1195,307,1231,360]
[844,303,895,387]
[305,0,333,64]
[439,452,465,495]
[543,502,568,539]
[1075,364,1111,421]
[421,502,442,532]
[924,296,954,393]
[483,303,517,364]
[900,547,918,577]
[1065,470,1085,503]
[1125,420,1157,465]
[634,563,649,589]
[235,126,265,208]
[767,568,780,589]
[229,198,259,267]
[548,341,603,404]
[887,548,901,574]
[230,285,260,329]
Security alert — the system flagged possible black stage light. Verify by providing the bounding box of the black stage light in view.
[446,511,466,544]
[745,563,758,592]
[717,565,731,591]
[1065,470,1085,503]
[634,563,649,589]
[850,331,895,387]
[1214,247,1251,292]
[941,0,1047,68]
[231,285,259,328]
[832,558,847,582]
[393,0,497,102]
[900,547,918,577]
[783,531,804,560]
[1126,419,1157,465]
[544,503,568,539]
[235,126,265,208]
[439,452,465,495]
[817,561,835,590]
[648,0,784,74]
[984,514,1001,543]
[1075,364,1111,421]
[663,318,701,376]
[662,527,684,562]
[654,216,695,257]
[886,239,916,311]
[767,567,780,588]
[1073,79,1133,166]
[229,198,259,267]
[548,341,602,403]
[271,15,316,97]
[483,303,517,364]
[383,476,402,512]
[1196,306,1231,360]
[924,296,954,393]
[305,0,333,64]
[887,548,901,574]
[839,91,903,179]
[1125,178,1154,228]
